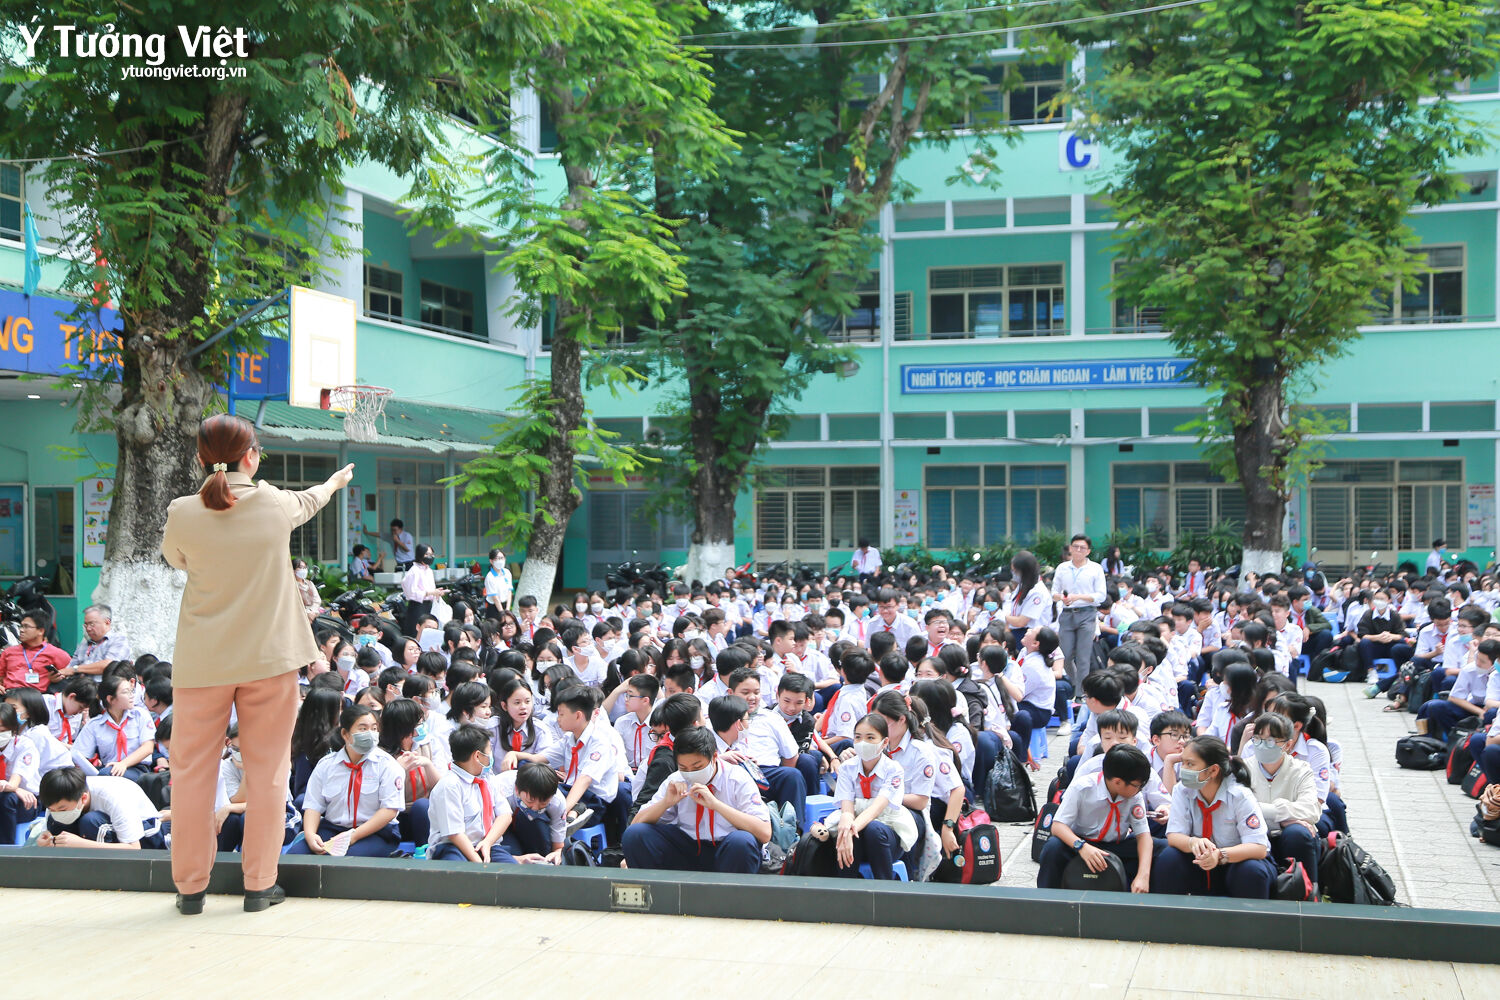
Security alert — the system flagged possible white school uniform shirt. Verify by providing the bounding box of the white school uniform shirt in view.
[885,733,936,804]
[698,676,730,703]
[495,719,557,770]
[484,566,513,608]
[833,754,904,806]
[304,747,406,828]
[742,709,798,768]
[74,707,156,767]
[1442,633,1473,675]
[1076,751,1170,811]
[817,683,868,741]
[43,694,86,745]
[1194,684,1226,731]
[23,724,72,777]
[1055,768,1150,843]
[494,769,568,845]
[614,712,655,770]
[1448,665,1490,706]
[1011,583,1053,629]
[1166,777,1270,850]
[1206,696,1248,745]
[427,766,501,850]
[945,723,976,783]
[341,667,371,699]
[801,647,839,686]
[977,677,1012,738]
[1413,621,1450,659]
[1484,669,1500,706]
[1078,709,1152,759]
[869,612,922,648]
[930,745,962,802]
[1166,627,1201,682]
[644,760,769,844]
[81,775,161,844]
[1,730,41,793]
[567,651,608,688]
[1289,735,1332,803]
[1130,680,1168,722]
[561,718,620,802]
[214,755,297,824]
[1275,623,1303,663]
[1019,651,1056,712]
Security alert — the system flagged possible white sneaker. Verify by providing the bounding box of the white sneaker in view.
[565,807,595,836]
[1055,722,1072,738]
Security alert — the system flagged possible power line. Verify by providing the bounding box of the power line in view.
[0,132,208,167]
[693,0,1211,51]
[682,0,1081,41]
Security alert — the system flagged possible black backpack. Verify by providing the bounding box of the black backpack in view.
[1395,734,1448,770]
[1061,851,1128,892]
[984,749,1037,823]
[1462,762,1490,799]
[931,822,1001,885]
[781,831,840,878]
[1447,733,1478,785]
[1320,833,1398,906]
[1274,859,1314,901]
[1031,773,1067,863]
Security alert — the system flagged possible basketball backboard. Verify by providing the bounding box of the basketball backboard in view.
[288,285,357,411]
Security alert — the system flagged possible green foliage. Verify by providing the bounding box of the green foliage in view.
[1027,527,1068,570]
[1044,0,1499,551]
[1099,528,1161,576]
[1165,524,1245,575]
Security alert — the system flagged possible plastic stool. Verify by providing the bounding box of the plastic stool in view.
[1047,701,1075,730]
[10,814,44,847]
[1295,655,1310,679]
[575,823,607,862]
[397,841,416,855]
[1373,658,1398,683]
[1030,727,1049,760]
[804,794,838,827]
[858,860,909,881]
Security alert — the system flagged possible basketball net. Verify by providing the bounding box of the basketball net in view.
[328,385,392,443]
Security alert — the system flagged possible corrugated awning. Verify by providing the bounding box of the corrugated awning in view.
[251,398,503,453]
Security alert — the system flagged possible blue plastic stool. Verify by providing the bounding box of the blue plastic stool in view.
[858,860,909,881]
[10,814,45,847]
[1030,726,1049,760]
[1295,655,1310,679]
[804,794,838,828]
[397,841,416,855]
[1373,658,1398,684]
[575,823,607,862]
[1047,701,1076,729]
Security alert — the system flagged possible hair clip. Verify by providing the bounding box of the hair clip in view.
[211,462,228,472]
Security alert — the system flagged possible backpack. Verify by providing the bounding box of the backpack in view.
[1274,859,1314,901]
[759,839,789,876]
[931,822,1001,885]
[767,800,798,852]
[1477,805,1500,847]
[1060,850,1128,892]
[562,839,597,867]
[1320,833,1398,906]
[781,830,840,878]
[955,678,988,730]
[983,749,1037,823]
[1031,776,1067,863]
[1395,734,1448,770]
[1307,649,1338,683]
[1447,734,1477,786]
[1462,761,1490,799]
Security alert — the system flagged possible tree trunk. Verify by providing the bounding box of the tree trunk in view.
[683,461,739,585]
[1234,375,1288,576]
[98,326,217,658]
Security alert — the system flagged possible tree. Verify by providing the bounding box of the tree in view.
[446,0,734,601]
[1050,0,1497,574]
[645,2,1017,582]
[0,0,564,653]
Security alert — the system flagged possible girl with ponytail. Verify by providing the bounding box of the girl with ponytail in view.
[1152,735,1276,899]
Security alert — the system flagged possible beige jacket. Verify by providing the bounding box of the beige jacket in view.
[162,472,337,688]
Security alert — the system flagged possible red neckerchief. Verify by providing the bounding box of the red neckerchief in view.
[342,757,364,823]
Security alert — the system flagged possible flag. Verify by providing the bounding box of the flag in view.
[22,203,39,296]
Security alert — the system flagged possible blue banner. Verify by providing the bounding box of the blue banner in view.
[0,289,121,377]
[229,337,289,399]
[900,358,1193,394]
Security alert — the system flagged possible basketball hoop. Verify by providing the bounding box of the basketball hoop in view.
[327,384,392,442]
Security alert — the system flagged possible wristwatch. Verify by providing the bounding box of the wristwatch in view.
[943,819,957,830]
[1072,837,1086,852]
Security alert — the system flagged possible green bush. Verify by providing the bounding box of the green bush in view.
[1165,523,1243,574]
[1027,528,1068,569]
[1099,528,1161,576]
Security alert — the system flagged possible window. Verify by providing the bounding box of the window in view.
[956,63,1066,128]
[1111,463,1245,550]
[924,464,1066,547]
[420,280,475,335]
[364,265,404,322]
[377,458,446,562]
[1309,460,1463,566]
[33,487,73,597]
[1374,245,1464,324]
[822,276,913,342]
[755,467,880,558]
[586,488,693,586]
[0,165,21,239]
[454,495,502,563]
[261,453,339,562]
[928,264,1064,338]
[1111,260,1166,333]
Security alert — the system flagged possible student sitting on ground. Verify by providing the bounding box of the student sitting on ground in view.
[555,686,627,837]
[1151,736,1274,898]
[0,703,40,842]
[813,712,915,880]
[1037,743,1157,893]
[37,765,165,849]
[623,726,771,874]
[427,723,506,862]
[1244,712,1321,889]
[287,705,404,857]
[73,673,155,784]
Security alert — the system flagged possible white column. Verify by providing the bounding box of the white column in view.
[446,451,457,565]
[484,261,525,349]
[337,441,350,570]
[1069,193,1086,336]
[879,202,896,549]
[319,186,363,304]
[1070,408,1086,531]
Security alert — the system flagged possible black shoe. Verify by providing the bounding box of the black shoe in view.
[175,891,206,915]
[243,885,286,912]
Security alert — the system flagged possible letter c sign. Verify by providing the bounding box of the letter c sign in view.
[1059,132,1098,171]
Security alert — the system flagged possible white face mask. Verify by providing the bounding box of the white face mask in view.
[1145,581,1159,593]
[690,656,705,670]
[0,732,11,750]
[50,804,84,826]
[230,749,244,767]
[683,630,702,642]
[576,604,587,613]
[680,761,716,785]
[676,598,689,609]
[590,602,603,614]
[854,740,885,763]
[337,656,356,672]
[295,567,308,580]
[1372,599,1389,612]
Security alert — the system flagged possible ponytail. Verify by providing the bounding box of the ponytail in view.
[1186,734,1250,788]
[195,414,258,511]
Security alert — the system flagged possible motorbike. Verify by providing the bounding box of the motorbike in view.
[1,576,58,648]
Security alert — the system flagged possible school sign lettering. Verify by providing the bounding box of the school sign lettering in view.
[900,358,1193,394]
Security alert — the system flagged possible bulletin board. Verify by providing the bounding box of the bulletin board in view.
[0,484,26,577]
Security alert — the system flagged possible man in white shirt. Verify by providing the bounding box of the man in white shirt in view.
[1054,534,1107,690]
[851,538,883,585]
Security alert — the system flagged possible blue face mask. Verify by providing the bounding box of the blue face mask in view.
[414,722,430,744]
[517,805,545,821]
[355,634,376,647]
[983,601,998,612]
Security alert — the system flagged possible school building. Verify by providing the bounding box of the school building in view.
[3,53,1499,647]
